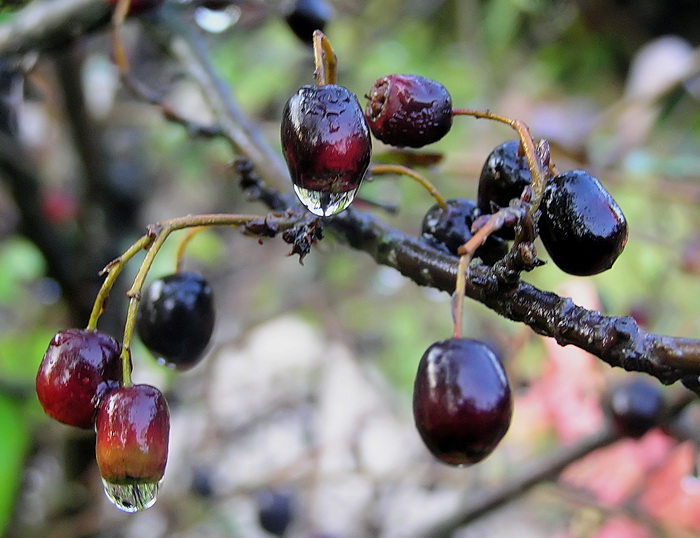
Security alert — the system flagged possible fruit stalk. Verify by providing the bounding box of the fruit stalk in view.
[312,30,337,85]
[452,109,547,214]
[370,164,447,209]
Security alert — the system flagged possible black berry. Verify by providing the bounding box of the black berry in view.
[477,139,531,214]
[284,0,333,45]
[413,338,512,466]
[421,198,508,265]
[538,170,628,276]
[365,74,452,148]
[608,377,665,438]
[136,272,215,370]
[36,329,123,429]
[281,84,372,216]
[257,489,295,536]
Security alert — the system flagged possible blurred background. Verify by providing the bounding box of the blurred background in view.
[2,0,700,536]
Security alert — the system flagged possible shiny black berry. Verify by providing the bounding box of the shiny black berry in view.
[257,489,295,536]
[413,338,512,466]
[538,170,628,276]
[477,139,531,214]
[608,377,665,438]
[284,0,333,45]
[365,74,452,148]
[281,84,372,216]
[136,272,215,370]
[421,198,508,265]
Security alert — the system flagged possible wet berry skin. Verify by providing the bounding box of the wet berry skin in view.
[413,338,512,466]
[421,198,508,265]
[284,0,333,45]
[257,489,295,536]
[281,84,372,215]
[365,74,452,148]
[609,378,665,438]
[36,329,123,429]
[538,170,628,276]
[477,139,531,214]
[96,384,170,485]
[136,272,215,370]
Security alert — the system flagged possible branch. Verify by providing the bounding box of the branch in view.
[0,0,110,55]
[327,208,700,385]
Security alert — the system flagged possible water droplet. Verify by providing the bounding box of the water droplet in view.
[102,478,160,512]
[293,185,358,216]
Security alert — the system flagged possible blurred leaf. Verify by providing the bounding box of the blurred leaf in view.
[0,237,46,304]
[0,393,30,536]
[0,328,55,383]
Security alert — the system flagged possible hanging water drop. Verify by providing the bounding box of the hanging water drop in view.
[293,185,359,216]
[102,479,160,512]
[194,5,241,33]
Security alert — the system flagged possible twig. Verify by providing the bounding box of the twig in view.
[416,427,619,538]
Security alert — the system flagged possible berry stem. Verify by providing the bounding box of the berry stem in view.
[110,0,132,76]
[312,30,337,85]
[452,109,547,213]
[175,226,206,273]
[370,164,448,209]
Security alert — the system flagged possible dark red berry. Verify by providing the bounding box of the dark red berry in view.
[136,272,215,371]
[477,139,531,214]
[96,384,170,485]
[364,74,452,148]
[36,329,123,429]
[284,0,333,45]
[413,338,512,466]
[257,489,295,536]
[281,84,372,216]
[538,170,628,276]
[421,198,507,265]
[608,377,665,438]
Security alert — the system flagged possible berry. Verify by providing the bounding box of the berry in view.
[96,384,170,485]
[281,84,372,216]
[477,139,532,214]
[421,198,508,265]
[364,74,452,148]
[609,377,665,438]
[136,272,215,370]
[284,0,333,45]
[257,489,295,536]
[538,170,628,276]
[36,329,123,429]
[413,338,512,466]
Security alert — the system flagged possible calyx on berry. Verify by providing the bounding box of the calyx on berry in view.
[281,84,372,216]
[364,74,453,148]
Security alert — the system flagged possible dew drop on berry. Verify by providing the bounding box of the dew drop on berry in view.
[101,479,160,513]
[292,186,359,217]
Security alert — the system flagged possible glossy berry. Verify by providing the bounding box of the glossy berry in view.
[96,384,170,485]
[538,170,628,276]
[609,378,665,438]
[284,0,333,45]
[477,139,531,214]
[136,272,215,370]
[281,84,372,216]
[36,329,123,429]
[413,338,512,466]
[257,489,295,536]
[421,198,508,265]
[364,74,452,148]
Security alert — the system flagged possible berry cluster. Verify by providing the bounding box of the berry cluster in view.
[279,34,629,465]
[35,269,215,511]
